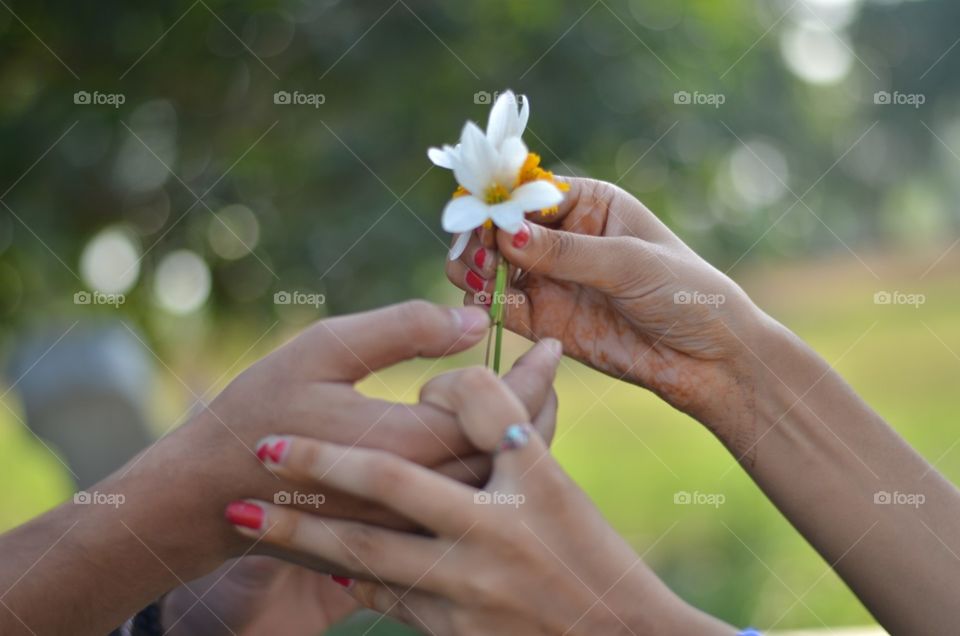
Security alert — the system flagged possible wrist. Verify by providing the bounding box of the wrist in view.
[594,574,734,636]
[104,416,237,573]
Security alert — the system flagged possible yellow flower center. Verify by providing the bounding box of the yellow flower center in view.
[447,153,569,219]
[484,183,510,204]
[515,152,569,216]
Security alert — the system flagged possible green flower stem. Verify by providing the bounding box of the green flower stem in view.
[489,255,509,374]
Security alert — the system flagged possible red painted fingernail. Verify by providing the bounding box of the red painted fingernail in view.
[473,247,487,269]
[331,575,353,588]
[466,270,486,293]
[255,436,288,464]
[225,501,264,531]
[512,223,531,249]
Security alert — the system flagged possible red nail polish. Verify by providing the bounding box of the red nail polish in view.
[331,575,353,588]
[473,247,486,269]
[512,224,531,249]
[466,270,486,293]
[256,437,288,464]
[225,501,264,530]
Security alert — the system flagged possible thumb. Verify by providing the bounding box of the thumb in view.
[496,221,643,292]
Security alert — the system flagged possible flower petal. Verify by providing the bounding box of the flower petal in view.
[428,146,455,169]
[509,180,564,212]
[489,201,526,234]
[496,136,528,187]
[453,122,497,196]
[448,232,471,260]
[486,90,524,149]
[517,94,529,135]
[441,195,490,233]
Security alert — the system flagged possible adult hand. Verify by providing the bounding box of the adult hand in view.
[0,301,562,636]
[158,336,562,635]
[162,557,357,636]
[225,361,734,636]
[446,178,770,456]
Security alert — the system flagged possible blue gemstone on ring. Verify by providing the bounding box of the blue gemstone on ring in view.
[499,424,531,451]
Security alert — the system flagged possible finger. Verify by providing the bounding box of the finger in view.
[531,388,558,445]
[226,500,447,589]
[300,300,490,381]
[445,256,493,302]
[307,395,474,464]
[447,255,533,337]
[497,220,651,293]
[349,581,448,634]
[499,338,563,421]
[418,337,559,447]
[463,288,534,339]
[455,230,499,279]
[430,387,557,489]
[418,366,551,480]
[255,435,478,536]
[434,453,492,488]
[530,177,675,242]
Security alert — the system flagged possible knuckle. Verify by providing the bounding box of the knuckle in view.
[395,299,444,341]
[397,299,437,323]
[456,366,501,398]
[264,508,301,546]
[284,438,324,478]
[338,524,384,570]
[549,230,578,265]
[363,453,409,499]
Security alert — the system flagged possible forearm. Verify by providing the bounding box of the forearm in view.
[0,451,223,635]
[737,316,960,634]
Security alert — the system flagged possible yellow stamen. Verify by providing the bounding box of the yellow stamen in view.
[484,183,510,204]
[515,152,567,215]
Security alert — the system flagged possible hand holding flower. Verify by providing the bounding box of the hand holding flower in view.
[446,178,769,458]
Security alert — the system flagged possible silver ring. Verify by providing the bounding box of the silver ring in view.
[497,423,533,452]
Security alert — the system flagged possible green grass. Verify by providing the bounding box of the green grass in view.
[2,251,957,633]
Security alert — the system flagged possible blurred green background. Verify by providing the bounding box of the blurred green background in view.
[2,0,959,632]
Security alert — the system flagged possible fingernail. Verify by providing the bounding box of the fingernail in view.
[450,307,490,335]
[543,338,562,358]
[465,270,486,293]
[255,436,289,465]
[473,247,487,269]
[225,501,264,531]
[511,223,531,249]
[331,575,353,588]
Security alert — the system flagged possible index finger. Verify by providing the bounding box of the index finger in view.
[296,300,490,381]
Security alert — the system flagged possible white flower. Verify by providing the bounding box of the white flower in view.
[427,90,530,169]
[428,91,560,260]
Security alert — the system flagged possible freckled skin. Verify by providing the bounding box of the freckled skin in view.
[450,179,765,459]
